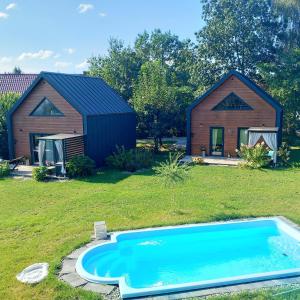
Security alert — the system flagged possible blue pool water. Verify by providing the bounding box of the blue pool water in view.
[76,218,300,298]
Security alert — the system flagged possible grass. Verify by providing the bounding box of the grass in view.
[1,151,300,299]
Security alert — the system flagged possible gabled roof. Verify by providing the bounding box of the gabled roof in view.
[187,70,283,113]
[9,72,134,117]
[0,74,37,94]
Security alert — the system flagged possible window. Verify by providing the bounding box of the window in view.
[31,98,64,116]
[210,127,224,156]
[238,128,249,149]
[212,93,253,111]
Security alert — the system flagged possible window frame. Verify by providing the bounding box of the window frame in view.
[237,127,249,150]
[212,92,253,111]
[30,97,64,117]
[209,126,225,157]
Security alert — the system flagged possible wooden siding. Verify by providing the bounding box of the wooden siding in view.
[64,136,85,161]
[12,80,83,159]
[191,75,276,156]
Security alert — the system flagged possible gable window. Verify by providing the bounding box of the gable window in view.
[30,98,64,116]
[212,93,253,111]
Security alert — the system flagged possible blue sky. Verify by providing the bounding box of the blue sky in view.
[0,0,203,74]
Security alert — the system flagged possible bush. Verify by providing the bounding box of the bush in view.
[277,142,291,167]
[192,157,204,165]
[66,155,95,178]
[32,166,48,181]
[106,145,153,172]
[237,142,270,169]
[0,162,10,178]
[153,152,190,187]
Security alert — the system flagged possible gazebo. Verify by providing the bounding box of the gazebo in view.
[247,127,279,163]
[37,134,85,176]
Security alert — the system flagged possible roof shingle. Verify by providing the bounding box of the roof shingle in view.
[0,74,38,94]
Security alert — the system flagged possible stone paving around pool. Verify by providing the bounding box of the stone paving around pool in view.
[59,216,300,300]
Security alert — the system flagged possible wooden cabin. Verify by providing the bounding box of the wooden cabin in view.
[7,72,136,167]
[186,71,283,157]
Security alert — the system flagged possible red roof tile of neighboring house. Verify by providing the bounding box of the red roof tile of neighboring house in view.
[0,74,38,94]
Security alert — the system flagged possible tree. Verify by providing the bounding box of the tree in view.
[194,0,282,86]
[12,67,22,74]
[88,38,140,100]
[272,0,300,47]
[132,61,175,151]
[0,93,20,159]
[259,48,300,135]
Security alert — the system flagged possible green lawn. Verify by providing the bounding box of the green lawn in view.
[1,160,300,299]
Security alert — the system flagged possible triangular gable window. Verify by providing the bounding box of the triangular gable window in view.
[30,98,64,116]
[212,93,253,111]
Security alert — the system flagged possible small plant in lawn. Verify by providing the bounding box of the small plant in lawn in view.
[154,152,190,187]
[277,142,291,167]
[32,166,48,182]
[0,162,10,178]
[237,142,270,169]
[66,155,95,178]
[153,152,190,214]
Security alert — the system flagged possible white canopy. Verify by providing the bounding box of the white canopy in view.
[247,127,279,163]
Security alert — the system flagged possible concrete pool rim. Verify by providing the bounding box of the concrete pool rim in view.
[73,216,300,298]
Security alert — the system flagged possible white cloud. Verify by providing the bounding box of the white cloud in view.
[99,12,107,17]
[53,53,61,59]
[6,3,16,10]
[0,12,9,19]
[64,48,76,54]
[54,61,72,69]
[0,56,12,63]
[75,60,88,69]
[18,50,55,61]
[78,4,94,14]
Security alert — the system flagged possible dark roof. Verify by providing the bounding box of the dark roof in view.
[0,74,38,94]
[187,70,283,113]
[9,72,134,116]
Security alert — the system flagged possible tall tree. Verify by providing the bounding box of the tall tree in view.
[0,93,20,159]
[88,38,140,100]
[132,61,175,151]
[259,48,300,135]
[272,0,300,47]
[12,67,22,74]
[194,0,282,86]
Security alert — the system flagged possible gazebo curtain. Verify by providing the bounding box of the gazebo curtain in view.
[38,140,45,166]
[248,132,278,163]
[55,140,66,175]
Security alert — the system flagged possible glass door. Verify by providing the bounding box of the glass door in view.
[210,127,224,156]
[30,134,55,165]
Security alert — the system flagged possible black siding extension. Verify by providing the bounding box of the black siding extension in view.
[86,113,136,166]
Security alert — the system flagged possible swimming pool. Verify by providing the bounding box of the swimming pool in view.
[76,218,300,298]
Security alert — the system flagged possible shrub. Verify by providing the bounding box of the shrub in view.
[192,157,204,165]
[0,162,10,178]
[277,142,291,167]
[66,155,95,178]
[106,145,153,172]
[32,166,48,182]
[153,152,190,187]
[237,142,270,169]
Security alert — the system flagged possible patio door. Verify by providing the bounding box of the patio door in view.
[210,127,224,156]
[30,134,55,164]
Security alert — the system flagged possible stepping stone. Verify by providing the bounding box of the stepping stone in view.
[66,247,88,259]
[60,273,87,287]
[60,259,76,275]
[86,240,107,248]
[82,282,115,294]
